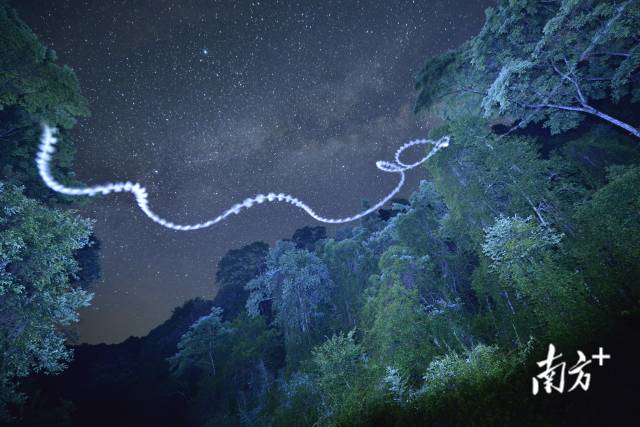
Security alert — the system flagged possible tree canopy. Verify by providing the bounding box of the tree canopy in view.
[416,0,640,138]
[0,2,97,420]
[0,2,88,129]
[0,184,93,418]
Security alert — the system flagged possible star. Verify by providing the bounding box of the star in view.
[13,0,494,344]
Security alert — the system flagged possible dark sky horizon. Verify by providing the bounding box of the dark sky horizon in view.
[14,0,493,344]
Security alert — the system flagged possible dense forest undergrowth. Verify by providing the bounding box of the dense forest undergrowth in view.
[2,0,640,426]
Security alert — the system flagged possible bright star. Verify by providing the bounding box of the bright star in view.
[202,48,208,55]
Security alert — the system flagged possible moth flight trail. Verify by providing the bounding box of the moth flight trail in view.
[36,124,449,231]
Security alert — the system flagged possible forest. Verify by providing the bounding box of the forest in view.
[1,0,639,425]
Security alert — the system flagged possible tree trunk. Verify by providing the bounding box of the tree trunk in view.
[502,290,516,315]
[527,102,640,140]
[584,105,640,139]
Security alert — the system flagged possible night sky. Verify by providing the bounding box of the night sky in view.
[14,0,493,344]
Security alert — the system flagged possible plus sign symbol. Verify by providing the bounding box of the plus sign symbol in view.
[591,347,611,366]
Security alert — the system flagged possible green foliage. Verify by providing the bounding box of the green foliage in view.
[0,3,88,129]
[215,242,269,290]
[416,0,640,136]
[556,128,640,191]
[405,343,533,426]
[482,215,564,278]
[481,215,591,343]
[0,5,100,422]
[0,184,93,419]
[0,2,89,202]
[573,165,640,309]
[362,280,435,382]
[320,238,375,329]
[169,310,283,426]
[420,343,526,395]
[426,117,578,240]
[414,48,485,122]
[246,241,334,362]
[312,330,364,416]
[392,181,447,257]
[362,180,473,382]
[120,120,640,426]
[221,314,283,375]
[271,373,319,427]
[168,307,228,377]
[214,241,268,319]
[291,226,326,252]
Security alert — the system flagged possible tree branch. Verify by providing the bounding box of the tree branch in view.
[590,51,631,58]
[580,0,633,61]
[523,102,589,113]
[523,102,640,139]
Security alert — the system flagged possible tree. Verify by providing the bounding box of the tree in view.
[0,183,93,420]
[481,215,590,342]
[0,2,88,129]
[245,241,334,360]
[414,48,486,122]
[290,226,326,252]
[362,181,472,380]
[482,215,564,281]
[0,5,100,421]
[416,0,640,138]
[573,165,640,309]
[482,0,640,136]
[426,118,583,240]
[215,242,269,290]
[312,330,364,417]
[362,279,436,382]
[168,307,229,377]
[72,235,102,290]
[320,238,376,329]
[214,241,268,320]
[392,181,447,256]
[171,312,283,427]
[0,2,89,201]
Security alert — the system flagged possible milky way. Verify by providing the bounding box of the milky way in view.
[15,0,493,344]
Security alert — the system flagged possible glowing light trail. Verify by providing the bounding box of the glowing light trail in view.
[36,124,449,231]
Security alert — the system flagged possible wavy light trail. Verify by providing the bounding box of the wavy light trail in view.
[36,124,449,231]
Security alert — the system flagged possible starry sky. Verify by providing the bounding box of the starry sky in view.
[14,0,493,344]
